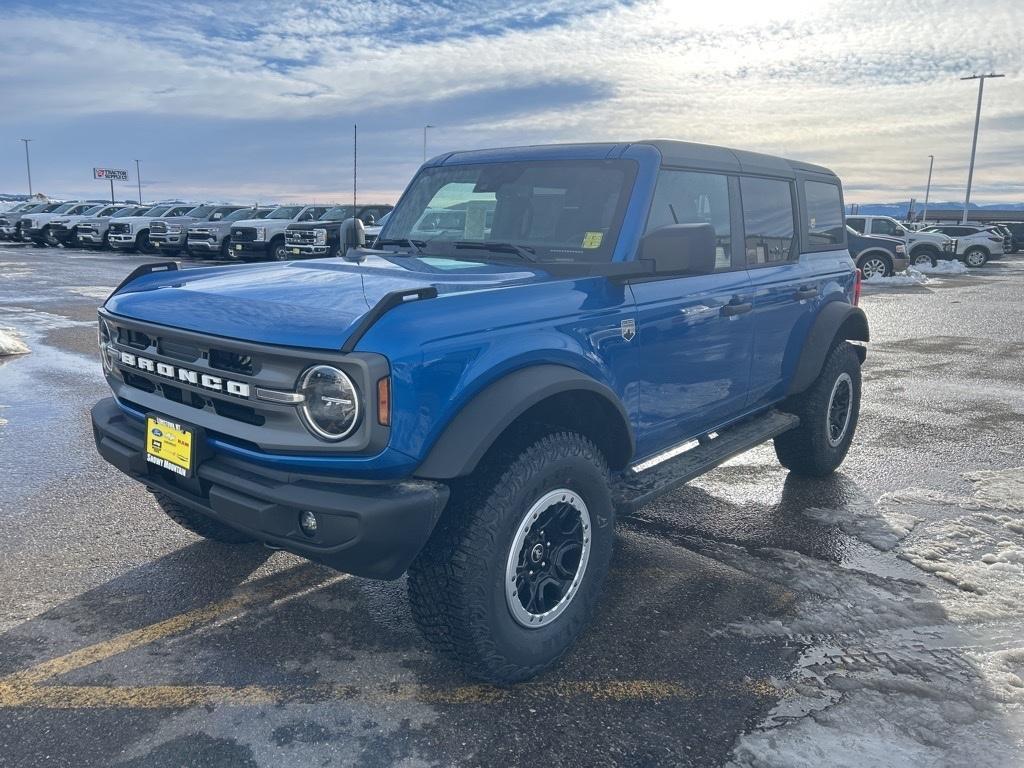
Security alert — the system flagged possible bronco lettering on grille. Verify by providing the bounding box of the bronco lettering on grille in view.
[118,351,251,397]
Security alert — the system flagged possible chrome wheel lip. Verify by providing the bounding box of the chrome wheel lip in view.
[826,372,853,447]
[505,488,591,629]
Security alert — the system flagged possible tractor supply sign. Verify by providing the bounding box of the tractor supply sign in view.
[94,168,129,181]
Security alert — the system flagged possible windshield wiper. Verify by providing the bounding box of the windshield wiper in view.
[375,238,425,255]
[453,240,537,262]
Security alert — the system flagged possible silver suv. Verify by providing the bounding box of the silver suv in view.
[229,205,329,261]
[846,215,956,267]
[150,204,246,255]
[186,206,276,259]
[108,203,194,253]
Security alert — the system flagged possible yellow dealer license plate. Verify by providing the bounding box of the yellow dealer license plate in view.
[235,244,243,250]
[145,416,194,477]
[291,248,300,254]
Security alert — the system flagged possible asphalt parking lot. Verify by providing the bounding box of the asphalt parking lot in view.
[1,245,1022,767]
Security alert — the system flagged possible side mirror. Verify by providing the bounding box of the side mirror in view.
[640,223,717,275]
[341,217,366,258]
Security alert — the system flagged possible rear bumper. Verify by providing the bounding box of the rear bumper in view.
[91,397,449,579]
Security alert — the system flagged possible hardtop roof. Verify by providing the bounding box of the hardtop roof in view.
[431,140,838,180]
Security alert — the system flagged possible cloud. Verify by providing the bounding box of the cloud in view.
[1,0,1021,203]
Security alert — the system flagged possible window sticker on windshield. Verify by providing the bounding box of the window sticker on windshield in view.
[582,232,603,249]
[463,203,489,240]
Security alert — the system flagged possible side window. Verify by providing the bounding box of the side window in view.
[804,181,843,247]
[872,218,901,237]
[740,177,796,265]
[646,170,733,270]
[847,217,865,233]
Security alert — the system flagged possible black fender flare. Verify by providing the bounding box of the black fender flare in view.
[787,302,869,396]
[415,364,634,480]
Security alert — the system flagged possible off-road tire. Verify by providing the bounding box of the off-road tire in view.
[963,246,988,268]
[407,431,615,684]
[774,341,861,477]
[153,491,255,543]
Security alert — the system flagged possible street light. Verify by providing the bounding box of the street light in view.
[20,139,33,197]
[134,159,142,204]
[922,155,934,224]
[423,124,434,163]
[960,73,1004,224]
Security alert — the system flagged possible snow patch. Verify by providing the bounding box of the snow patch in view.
[0,328,30,356]
[68,286,113,301]
[917,259,969,275]
[803,494,921,551]
[862,268,929,287]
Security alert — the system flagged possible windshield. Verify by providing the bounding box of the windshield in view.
[266,206,303,219]
[381,159,637,263]
[141,205,171,217]
[52,203,79,213]
[184,205,216,218]
[320,206,354,221]
[112,207,144,217]
[224,208,258,222]
[81,205,105,216]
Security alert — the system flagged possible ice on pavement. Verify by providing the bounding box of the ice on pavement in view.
[0,328,30,356]
[725,467,1024,767]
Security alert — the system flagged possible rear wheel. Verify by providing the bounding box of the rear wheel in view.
[153,492,254,543]
[775,342,861,477]
[408,431,615,684]
[856,253,892,279]
[963,246,988,268]
[911,247,938,268]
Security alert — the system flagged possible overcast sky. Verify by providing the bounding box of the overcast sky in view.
[1,0,1021,205]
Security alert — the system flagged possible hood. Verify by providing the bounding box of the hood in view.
[111,216,155,226]
[230,218,274,228]
[104,254,551,350]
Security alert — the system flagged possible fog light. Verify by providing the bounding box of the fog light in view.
[299,510,318,536]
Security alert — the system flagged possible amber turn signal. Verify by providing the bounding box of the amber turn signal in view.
[377,376,391,426]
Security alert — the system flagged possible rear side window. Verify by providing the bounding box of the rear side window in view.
[871,218,903,237]
[740,177,795,264]
[804,181,843,247]
[847,217,865,233]
[646,170,734,270]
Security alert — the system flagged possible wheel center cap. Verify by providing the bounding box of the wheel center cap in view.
[530,543,545,563]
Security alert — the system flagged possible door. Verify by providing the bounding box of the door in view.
[630,170,754,457]
[742,176,823,406]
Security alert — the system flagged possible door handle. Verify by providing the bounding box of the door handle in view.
[721,301,753,317]
[793,286,818,300]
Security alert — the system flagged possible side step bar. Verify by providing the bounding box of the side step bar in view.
[611,409,799,514]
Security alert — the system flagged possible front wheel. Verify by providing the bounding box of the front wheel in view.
[269,238,290,261]
[136,231,154,254]
[774,341,862,477]
[43,226,60,247]
[408,431,615,684]
[911,248,938,268]
[963,247,988,268]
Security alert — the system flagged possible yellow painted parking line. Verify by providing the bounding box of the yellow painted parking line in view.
[1,567,344,687]
[0,679,781,710]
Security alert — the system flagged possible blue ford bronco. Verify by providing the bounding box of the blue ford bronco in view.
[91,141,868,683]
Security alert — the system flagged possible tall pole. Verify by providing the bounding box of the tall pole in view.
[134,159,142,204]
[960,73,1004,224]
[109,178,115,205]
[20,139,33,197]
[423,124,434,163]
[922,155,934,223]
[353,124,358,210]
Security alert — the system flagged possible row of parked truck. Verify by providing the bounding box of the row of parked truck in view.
[0,200,394,260]
[1,197,1019,275]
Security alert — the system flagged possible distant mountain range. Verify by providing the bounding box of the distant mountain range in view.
[848,201,1024,217]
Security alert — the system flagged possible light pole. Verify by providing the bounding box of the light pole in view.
[423,124,434,163]
[20,139,33,197]
[134,159,142,204]
[922,155,934,224]
[960,73,1004,224]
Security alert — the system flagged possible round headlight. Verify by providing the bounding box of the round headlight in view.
[298,365,360,441]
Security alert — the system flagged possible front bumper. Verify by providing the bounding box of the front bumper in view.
[230,241,269,257]
[109,233,136,249]
[287,243,330,256]
[152,234,186,250]
[0,225,15,238]
[78,230,105,244]
[25,226,47,242]
[186,237,221,252]
[91,397,449,579]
